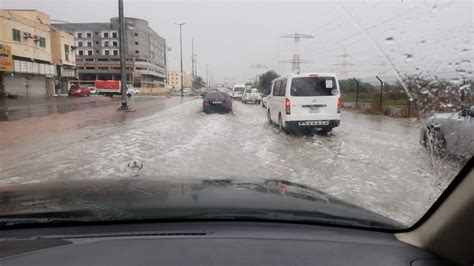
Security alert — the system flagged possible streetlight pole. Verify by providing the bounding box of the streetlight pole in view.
[117,0,129,111]
[191,37,195,91]
[175,22,185,98]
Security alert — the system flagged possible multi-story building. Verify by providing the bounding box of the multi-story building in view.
[0,9,76,97]
[53,17,167,88]
[166,70,192,90]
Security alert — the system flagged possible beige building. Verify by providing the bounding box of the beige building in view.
[0,9,76,97]
[50,28,77,94]
[166,70,192,90]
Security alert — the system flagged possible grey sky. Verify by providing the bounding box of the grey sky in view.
[1,0,472,84]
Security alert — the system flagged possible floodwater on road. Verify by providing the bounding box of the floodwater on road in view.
[0,99,467,225]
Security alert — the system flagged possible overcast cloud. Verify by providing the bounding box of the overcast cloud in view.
[1,0,472,84]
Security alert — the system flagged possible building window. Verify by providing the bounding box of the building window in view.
[135,41,139,45]
[64,44,70,53]
[112,32,118,38]
[87,50,93,56]
[104,41,109,47]
[135,50,139,54]
[113,50,119,56]
[103,32,109,38]
[96,41,99,45]
[87,41,92,47]
[86,32,92,38]
[96,50,99,53]
[112,41,118,47]
[78,41,83,47]
[39,37,46,48]
[104,50,110,56]
[77,32,82,38]
[95,32,99,36]
[12,29,21,42]
[78,50,84,56]
[134,32,138,37]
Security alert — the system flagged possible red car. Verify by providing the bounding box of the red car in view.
[68,85,90,97]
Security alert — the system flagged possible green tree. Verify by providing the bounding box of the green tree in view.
[258,70,280,95]
[192,76,206,90]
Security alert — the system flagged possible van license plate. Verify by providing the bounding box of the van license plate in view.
[298,121,329,126]
[309,107,319,113]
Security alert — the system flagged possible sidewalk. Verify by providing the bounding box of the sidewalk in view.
[0,95,167,122]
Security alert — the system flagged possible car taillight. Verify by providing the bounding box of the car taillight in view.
[203,99,209,104]
[337,97,341,113]
[285,98,291,115]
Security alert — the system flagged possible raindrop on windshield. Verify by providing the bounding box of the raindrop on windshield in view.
[385,37,395,44]
[418,40,426,46]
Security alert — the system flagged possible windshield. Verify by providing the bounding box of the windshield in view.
[0,1,472,231]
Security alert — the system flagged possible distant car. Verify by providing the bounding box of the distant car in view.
[203,91,232,113]
[224,88,234,97]
[183,88,194,96]
[261,95,269,108]
[89,87,97,95]
[419,106,474,157]
[242,88,262,104]
[68,85,90,97]
[126,85,138,97]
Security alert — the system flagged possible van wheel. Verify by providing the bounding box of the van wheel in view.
[278,114,286,133]
[267,109,272,125]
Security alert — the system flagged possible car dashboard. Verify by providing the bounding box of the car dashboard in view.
[0,221,450,265]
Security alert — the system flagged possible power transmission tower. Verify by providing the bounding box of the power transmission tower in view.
[333,48,354,80]
[279,32,314,73]
[249,64,268,83]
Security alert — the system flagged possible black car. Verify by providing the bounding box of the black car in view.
[203,91,232,113]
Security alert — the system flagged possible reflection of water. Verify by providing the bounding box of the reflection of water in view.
[0,101,101,121]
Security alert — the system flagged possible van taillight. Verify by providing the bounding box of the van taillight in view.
[285,98,291,115]
[337,97,341,113]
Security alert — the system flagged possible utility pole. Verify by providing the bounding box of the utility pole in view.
[175,22,185,98]
[376,75,384,113]
[206,64,209,89]
[117,0,130,111]
[279,32,314,73]
[353,77,360,109]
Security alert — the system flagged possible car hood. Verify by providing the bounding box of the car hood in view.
[0,177,403,229]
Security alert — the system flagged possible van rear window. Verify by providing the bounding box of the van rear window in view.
[290,77,337,96]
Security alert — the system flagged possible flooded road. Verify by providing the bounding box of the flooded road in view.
[0,99,466,225]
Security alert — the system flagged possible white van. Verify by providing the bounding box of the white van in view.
[266,72,341,133]
[232,84,246,100]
